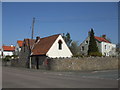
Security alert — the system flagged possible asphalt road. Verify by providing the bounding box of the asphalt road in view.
[2,66,118,88]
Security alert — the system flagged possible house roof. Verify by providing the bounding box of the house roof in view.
[17,40,23,47]
[2,46,15,51]
[32,34,60,55]
[94,36,111,43]
[23,39,36,49]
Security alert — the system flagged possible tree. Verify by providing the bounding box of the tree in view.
[88,28,102,56]
[62,33,72,47]
[69,41,81,57]
[3,55,12,66]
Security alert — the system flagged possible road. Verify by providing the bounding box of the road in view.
[2,66,118,88]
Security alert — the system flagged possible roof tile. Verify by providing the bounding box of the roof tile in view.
[17,40,23,47]
[94,36,111,43]
[2,46,15,51]
[32,34,60,55]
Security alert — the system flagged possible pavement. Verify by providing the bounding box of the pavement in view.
[2,66,118,88]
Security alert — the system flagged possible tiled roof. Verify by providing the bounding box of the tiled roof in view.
[17,40,23,47]
[94,36,111,43]
[32,34,60,55]
[2,46,15,51]
[24,39,36,49]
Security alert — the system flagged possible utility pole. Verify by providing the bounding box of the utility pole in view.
[31,17,35,39]
[29,17,35,69]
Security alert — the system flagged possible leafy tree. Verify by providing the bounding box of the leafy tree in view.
[62,33,72,47]
[88,28,102,56]
[69,41,82,57]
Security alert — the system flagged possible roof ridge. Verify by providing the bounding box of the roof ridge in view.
[41,34,60,39]
[94,36,111,43]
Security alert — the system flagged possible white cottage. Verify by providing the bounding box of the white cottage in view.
[32,34,73,58]
[15,40,23,55]
[0,45,15,58]
[19,34,73,69]
[80,34,116,56]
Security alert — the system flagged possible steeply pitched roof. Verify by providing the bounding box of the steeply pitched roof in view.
[32,34,60,55]
[17,40,23,47]
[94,36,111,43]
[2,46,15,51]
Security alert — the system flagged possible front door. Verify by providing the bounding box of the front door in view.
[36,57,39,69]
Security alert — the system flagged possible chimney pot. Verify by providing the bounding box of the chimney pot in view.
[102,34,106,39]
[35,36,40,42]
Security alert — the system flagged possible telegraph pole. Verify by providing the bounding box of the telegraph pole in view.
[31,17,35,39]
[29,17,35,69]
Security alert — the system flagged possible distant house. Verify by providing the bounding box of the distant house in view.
[18,38,35,67]
[19,34,73,69]
[80,33,116,56]
[15,40,23,55]
[0,45,15,58]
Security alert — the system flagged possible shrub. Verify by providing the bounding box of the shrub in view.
[73,54,84,58]
[3,55,11,62]
[88,52,102,57]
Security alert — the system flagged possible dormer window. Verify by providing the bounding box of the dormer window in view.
[58,40,62,50]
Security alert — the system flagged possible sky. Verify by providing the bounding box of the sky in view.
[2,2,118,46]
[0,2,2,48]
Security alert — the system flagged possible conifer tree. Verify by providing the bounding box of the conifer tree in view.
[88,28,102,56]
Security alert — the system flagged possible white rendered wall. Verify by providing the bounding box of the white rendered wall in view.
[3,51,14,56]
[101,42,116,56]
[46,35,73,58]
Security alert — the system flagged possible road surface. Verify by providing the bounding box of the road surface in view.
[2,66,118,88]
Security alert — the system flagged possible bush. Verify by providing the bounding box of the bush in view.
[3,55,11,62]
[73,54,84,58]
[88,52,102,57]
[11,55,18,59]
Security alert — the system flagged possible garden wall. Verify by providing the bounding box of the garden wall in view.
[49,57,118,71]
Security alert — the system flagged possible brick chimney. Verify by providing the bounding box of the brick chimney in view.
[102,34,106,39]
[35,36,40,43]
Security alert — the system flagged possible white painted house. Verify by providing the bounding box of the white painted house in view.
[0,45,15,58]
[18,34,73,69]
[80,34,116,56]
[32,34,73,58]
[15,40,23,55]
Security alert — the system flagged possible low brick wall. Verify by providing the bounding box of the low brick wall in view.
[50,57,118,71]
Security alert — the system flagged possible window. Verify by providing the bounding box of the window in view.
[81,46,84,51]
[85,40,88,44]
[58,40,62,50]
[104,53,106,56]
[105,45,107,50]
